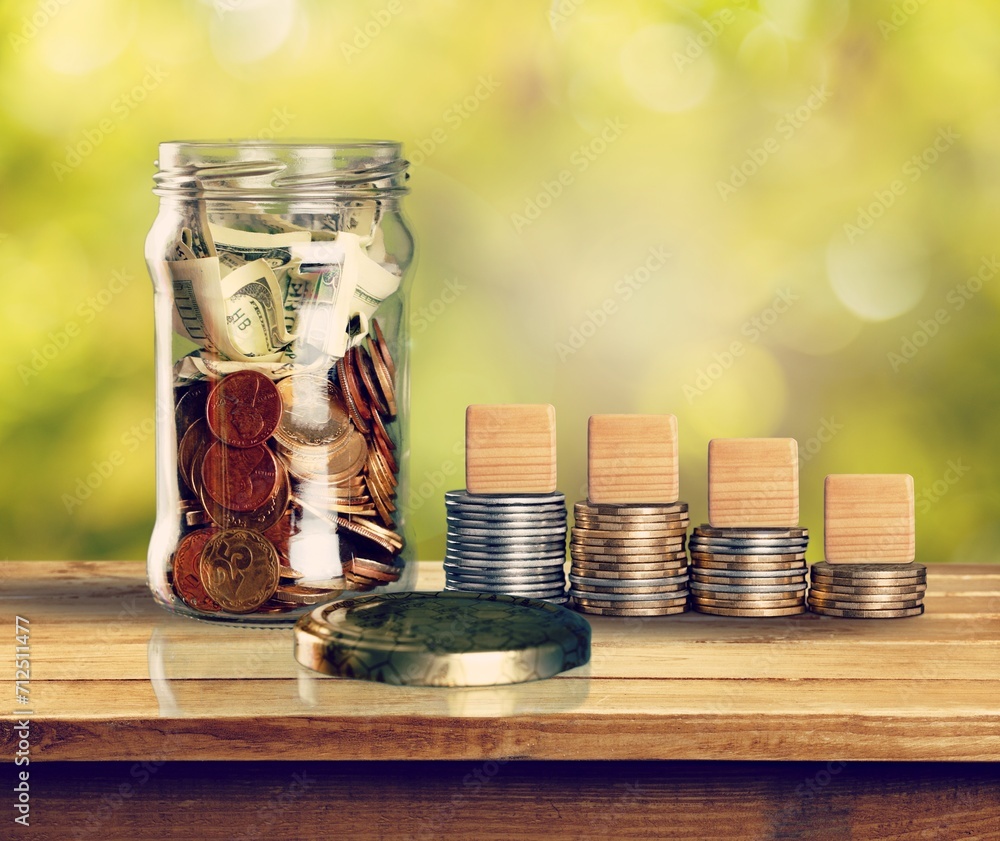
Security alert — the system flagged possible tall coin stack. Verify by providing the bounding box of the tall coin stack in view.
[569,415,691,617]
[444,405,568,604]
[691,438,808,617]
[808,474,926,618]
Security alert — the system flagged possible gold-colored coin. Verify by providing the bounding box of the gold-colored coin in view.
[690,556,805,570]
[274,374,351,448]
[692,595,804,608]
[809,561,927,580]
[570,565,687,579]
[573,512,690,526]
[572,604,688,617]
[574,501,688,516]
[808,583,926,597]
[693,604,807,617]
[807,596,922,610]
[571,595,688,609]
[692,573,806,586]
[199,528,280,614]
[571,552,688,565]
[273,584,343,605]
[808,604,925,618]
[571,526,688,539]
[570,582,688,595]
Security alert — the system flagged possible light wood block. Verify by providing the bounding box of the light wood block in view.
[587,414,679,503]
[825,473,915,564]
[708,438,799,527]
[466,404,557,494]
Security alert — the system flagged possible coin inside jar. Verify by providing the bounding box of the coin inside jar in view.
[201,441,280,512]
[206,370,283,448]
[199,528,280,614]
[274,374,351,448]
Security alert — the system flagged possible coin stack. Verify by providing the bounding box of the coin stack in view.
[808,474,925,618]
[688,526,809,617]
[170,319,405,617]
[443,405,568,603]
[567,414,690,617]
[691,438,808,617]
[444,491,568,603]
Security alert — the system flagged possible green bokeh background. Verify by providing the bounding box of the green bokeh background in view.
[1,0,997,563]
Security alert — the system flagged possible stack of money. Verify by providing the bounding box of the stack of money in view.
[691,438,808,617]
[444,491,568,603]
[808,474,925,618]
[443,405,568,603]
[688,526,809,616]
[807,562,927,617]
[568,414,691,617]
[568,501,691,616]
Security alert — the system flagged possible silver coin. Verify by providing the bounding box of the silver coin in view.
[447,583,567,597]
[446,554,566,568]
[447,536,566,550]
[446,490,566,505]
[447,577,568,590]
[690,565,807,578]
[808,604,925,619]
[693,574,806,587]
[573,513,691,526]
[808,583,927,597]
[571,525,689,538]
[445,514,566,529]
[447,547,566,560]
[570,565,688,579]
[690,581,808,594]
[690,553,806,565]
[568,589,689,604]
[694,525,809,539]
[689,537,809,549]
[569,572,689,587]
[448,524,567,538]
[688,544,809,556]
[445,564,566,580]
[574,501,688,515]
[809,562,926,580]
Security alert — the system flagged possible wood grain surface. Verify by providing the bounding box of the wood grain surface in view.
[2,562,999,763]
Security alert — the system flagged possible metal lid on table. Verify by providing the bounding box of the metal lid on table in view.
[294,591,591,686]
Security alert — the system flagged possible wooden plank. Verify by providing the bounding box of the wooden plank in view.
[21,760,1000,840]
[4,679,1000,761]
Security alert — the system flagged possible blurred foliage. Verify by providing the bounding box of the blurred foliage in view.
[0,0,998,564]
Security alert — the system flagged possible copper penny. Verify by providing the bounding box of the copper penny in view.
[174,380,211,438]
[343,350,373,422]
[371,405,395,451]
[367,339,396,416]
[178,418,213,495]
[172,527,223,612]
[336,355,370,433]
[206,370,283,448]
[356,345,390,416]
[201,441,279,512]
[370,318,396,379]
[203,461,290,531]
[199,528,280,613]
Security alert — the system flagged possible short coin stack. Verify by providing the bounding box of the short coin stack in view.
[443,405,568,604]
[692,438,808,617]
[688,526,808,616]
[569,501,690,616]
[568,414,690,617]
[444,491,568,603]
[809,474,924,618]
[807,562,927,617]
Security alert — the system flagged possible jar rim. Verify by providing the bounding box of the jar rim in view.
[154,140,408,200]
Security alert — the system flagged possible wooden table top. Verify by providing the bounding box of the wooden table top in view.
[2,561,999,763]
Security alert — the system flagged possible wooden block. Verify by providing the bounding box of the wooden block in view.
[824,474,915,564]
[466,404,557,494]
[587,414,679,504]
[708,438,799,527]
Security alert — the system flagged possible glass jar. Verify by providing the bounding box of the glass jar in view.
[145,141,414,624]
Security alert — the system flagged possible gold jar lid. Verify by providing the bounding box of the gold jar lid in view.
[294,591,591,686]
